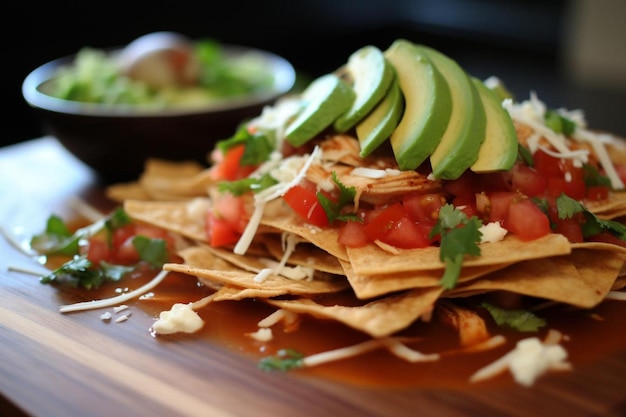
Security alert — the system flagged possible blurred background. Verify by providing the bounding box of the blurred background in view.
[4,0,625,147]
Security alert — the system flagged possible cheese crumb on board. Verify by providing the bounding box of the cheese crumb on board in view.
[152,302,204,334]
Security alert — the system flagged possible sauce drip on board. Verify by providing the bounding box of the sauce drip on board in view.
[46,251,626,390]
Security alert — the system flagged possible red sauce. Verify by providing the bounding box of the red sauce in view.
[53,264,626,390]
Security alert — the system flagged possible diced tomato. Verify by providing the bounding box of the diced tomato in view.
[85,237,111,266]
[283,183,329,227]
[586,185,609,201]
[111,224,136,249]
[338,220,369,247]
[363,203,405,242]
[113,237,142,264]
[552,217,584,243]
[504,199,551,241]
[383,216,431,249]
[546,176,586,200]
[533,149,562,179]
[511,164,546,197]
[402,193,444,224]
[213,193,248,233]
[443,171,477,200]
[485,192,518,225]
[452,196,479,219]
[210,144,256,181]
[205,211,241,247]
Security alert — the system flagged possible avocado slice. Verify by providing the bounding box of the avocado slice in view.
[356,77,404,157]
[470,78,518,172]
[285,73,355,146]
[417,45,487,180]
[384,39,452,170]
[334,45,395,133]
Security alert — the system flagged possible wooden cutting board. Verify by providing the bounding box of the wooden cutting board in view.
[1,137,625,417]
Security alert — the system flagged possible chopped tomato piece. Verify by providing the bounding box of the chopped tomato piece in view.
[85,237,111,266]
[546,177,586,200]
[586,185,609,201]
[504,199,551,241]
[363,203,430,248]
[552,217,584,243]
[533,149,562,179]
[210,144,256,181]
[402,193,443,224]
[338,220,368,247]
[283,183,329,227]
[485,192,518,225]
[511,164,546,197]
[205,211,241,247]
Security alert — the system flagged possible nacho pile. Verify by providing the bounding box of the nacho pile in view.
[53,42,626,386]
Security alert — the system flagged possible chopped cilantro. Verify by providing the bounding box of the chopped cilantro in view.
[30,214,80,256]
[556,193,626,240]
[216,123,274,166]
[132,235,169,268]
[40,255,135,290]
[430,205,483,290]
[258,348,304,372]
[218,172,278,196]
[481,302,546,332]
[544,109,576,136]
[317,172,361,224]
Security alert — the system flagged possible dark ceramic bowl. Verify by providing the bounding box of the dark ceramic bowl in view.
[22,44,296,183]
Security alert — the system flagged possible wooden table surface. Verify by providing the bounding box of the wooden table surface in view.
[1,137,626,417]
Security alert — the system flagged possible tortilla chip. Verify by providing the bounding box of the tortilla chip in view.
[584,191,626,218]
[261,214,349,261]
[106,181,152,202]
[340,259,512,299]
[346,234,571,276]
[261,235,345,275]
[165,246,350,296]
[124,198,209,241]
[448,249,625,308]
[137,159,213,201]
[267,286,444,338]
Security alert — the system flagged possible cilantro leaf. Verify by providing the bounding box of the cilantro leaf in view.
[430,205,483,289]
[30,215,80,256]
[216,123,274,166]
[481,302,546,332]
[258,348,304,372]
[40,256,104,289]
[218,172,278,196]
[317,172,361,224]
[556,193,626,240]
[132,235,169,268]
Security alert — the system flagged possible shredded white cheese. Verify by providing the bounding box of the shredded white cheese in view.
[234,147,323,255]
[504,92,624,190]
[58,269,171,313]
[469,336,572,386]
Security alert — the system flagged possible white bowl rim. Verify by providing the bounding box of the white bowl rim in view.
[22,43,297,118]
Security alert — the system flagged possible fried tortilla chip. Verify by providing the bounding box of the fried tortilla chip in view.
[340,259,512,299]
[346,234,571,276]
[261,235,345,275]
[448,249,625,308]
[266,286,444,338]
[165,246,350,296]
[124,198,209,241]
